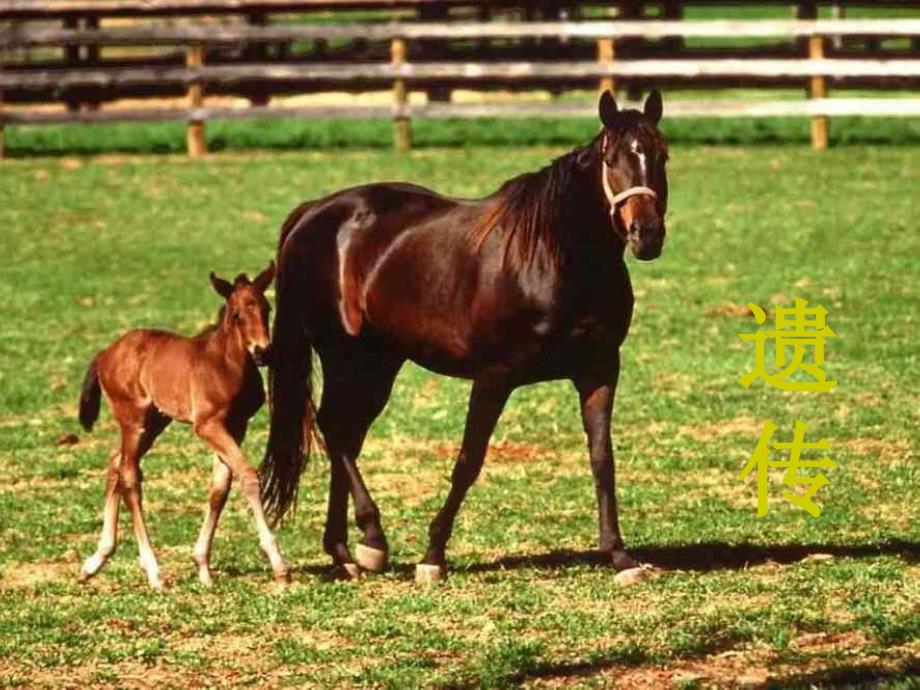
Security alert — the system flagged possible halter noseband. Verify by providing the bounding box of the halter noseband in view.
[601,160,658,220]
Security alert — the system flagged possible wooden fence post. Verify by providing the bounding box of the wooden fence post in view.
[0,89,5,160]
[186,43,206,158]
[809,35,828,150]
[64,15,80,112]
[597,37,615,95]
[391,38,411,152]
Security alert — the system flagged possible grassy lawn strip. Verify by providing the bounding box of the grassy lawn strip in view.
[0,141,916,687]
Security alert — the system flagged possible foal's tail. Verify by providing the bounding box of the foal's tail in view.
[78,355,102,432]
[259,206,318,526]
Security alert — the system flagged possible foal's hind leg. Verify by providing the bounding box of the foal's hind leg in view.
[194,417,289,583]
[316,351,402,575]
[81,447,122,580]
[192,456,232,586]
[119,409,171,590]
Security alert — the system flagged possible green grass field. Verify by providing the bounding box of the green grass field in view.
[0,132,917,687]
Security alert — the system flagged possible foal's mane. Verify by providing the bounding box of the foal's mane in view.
[470,138,600,269]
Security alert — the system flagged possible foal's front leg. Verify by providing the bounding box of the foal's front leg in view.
[575,368,643,576]
[194,418,289,583]
[193,456,232,585]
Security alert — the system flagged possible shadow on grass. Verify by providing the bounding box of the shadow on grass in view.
[769,661,919,689]
[270,539,917,583]
[469,656,919,690]
[460,539,918,574]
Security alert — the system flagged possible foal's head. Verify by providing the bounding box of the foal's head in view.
[209,262,275,365]
[598,89,669,261]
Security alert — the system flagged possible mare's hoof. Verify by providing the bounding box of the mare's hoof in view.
[273,571,292,586]
[327,563,361,582]
[415,563,446,585]
[355,544,388,573]
[610,549,641,571]
[614,565,653,587]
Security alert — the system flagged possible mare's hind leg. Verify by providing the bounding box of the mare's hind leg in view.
[119,408,171,590]
[316,348,402,575]
[419,378,511,582]
[81,447,122,580]
[194,417,289,583]
[192,455,232,586]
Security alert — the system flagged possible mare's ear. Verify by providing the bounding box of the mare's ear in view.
[644,89,663,126]
[598,90,619,130]
[210,272,233,299]
[253,261,276,293]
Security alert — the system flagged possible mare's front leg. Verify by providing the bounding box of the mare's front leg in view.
[419,378,511,582]
[194,417,289,583]
[574,360,643,575]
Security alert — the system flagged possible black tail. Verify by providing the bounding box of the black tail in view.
[78,355,102,432]
[259,206,318,525]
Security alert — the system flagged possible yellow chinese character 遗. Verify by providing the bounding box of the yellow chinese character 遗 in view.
[738,298,837,392]
[739,419,836,518]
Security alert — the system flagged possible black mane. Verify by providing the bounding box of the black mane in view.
[471,136,602,269]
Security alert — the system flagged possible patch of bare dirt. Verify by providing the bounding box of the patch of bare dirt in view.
[792,630,868,654]
[845,437,911,464]
[678,416,763,442]
[706,303,753,317]
[0,560,76,590]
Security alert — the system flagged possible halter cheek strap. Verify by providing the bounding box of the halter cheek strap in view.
[602,161,658,220]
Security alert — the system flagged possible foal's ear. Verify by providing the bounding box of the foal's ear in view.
[253,261,275,293]
[209,272,234,299]
[644,89,663,126]
[598,90,619,130]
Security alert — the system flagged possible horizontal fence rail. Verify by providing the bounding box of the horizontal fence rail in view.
[1,17,919,156]
[2,0,919,17]
[4,59,920,91]
[4,19,920,47]
[5,98,920,126]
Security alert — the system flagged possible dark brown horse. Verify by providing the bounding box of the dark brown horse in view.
[261,90,669,582]
[78,264,289,589]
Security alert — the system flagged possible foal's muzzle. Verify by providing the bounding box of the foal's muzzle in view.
[251,344,272,366]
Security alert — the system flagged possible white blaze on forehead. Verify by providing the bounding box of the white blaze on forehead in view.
[630,140,648,182]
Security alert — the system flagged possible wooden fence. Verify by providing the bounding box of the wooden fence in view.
[2,13,919,155]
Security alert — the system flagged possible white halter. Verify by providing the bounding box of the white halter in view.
[602,161,658,220]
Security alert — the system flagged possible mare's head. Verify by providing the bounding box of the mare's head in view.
[597,89,669,261]
[209,262,275,365]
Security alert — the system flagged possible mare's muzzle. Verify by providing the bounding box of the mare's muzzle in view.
[627,217,665,261]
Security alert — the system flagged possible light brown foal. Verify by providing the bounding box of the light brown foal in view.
[77,263,288,589]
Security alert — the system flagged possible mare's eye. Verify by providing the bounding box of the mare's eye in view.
[233,312,243,323]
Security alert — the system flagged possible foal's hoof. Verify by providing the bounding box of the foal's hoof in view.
[415,563,446,585]
[355,544,388,573]
[614,565,654,587]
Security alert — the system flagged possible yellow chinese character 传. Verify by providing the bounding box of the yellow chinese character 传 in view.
[739,419,836,518]
[738,298,837,392]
